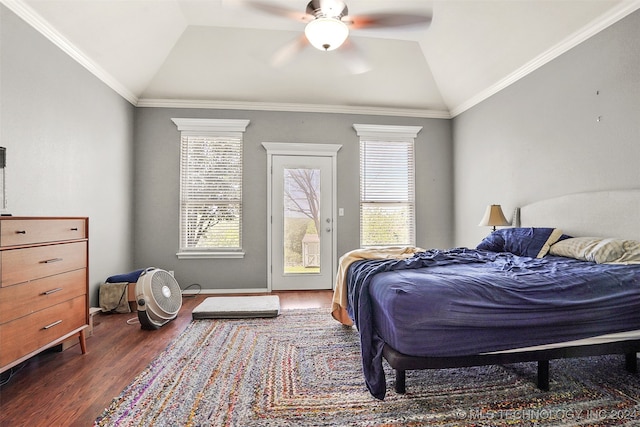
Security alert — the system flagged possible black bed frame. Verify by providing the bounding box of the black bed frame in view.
[383,339,640,394]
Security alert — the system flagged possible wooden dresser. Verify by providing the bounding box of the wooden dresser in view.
[0,217,89,373]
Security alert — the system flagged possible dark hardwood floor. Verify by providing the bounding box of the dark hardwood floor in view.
[0,290,333,427]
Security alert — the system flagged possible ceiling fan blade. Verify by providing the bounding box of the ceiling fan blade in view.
[238,0,315,23]
[339,39,371,75]
[270,35,309,68]
[343,12,432,30]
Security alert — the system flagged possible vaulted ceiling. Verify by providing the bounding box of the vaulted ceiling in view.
[7,0,640,117]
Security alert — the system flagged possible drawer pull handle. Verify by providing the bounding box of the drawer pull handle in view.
[16,230,26,234]
[41,258,63,264]
[43,287,63,295]
[43,320,63,330]
[70,227,79,231]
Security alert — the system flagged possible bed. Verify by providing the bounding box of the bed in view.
[332,189,640,400]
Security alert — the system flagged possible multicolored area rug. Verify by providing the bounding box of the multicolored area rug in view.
[95,309,640,426]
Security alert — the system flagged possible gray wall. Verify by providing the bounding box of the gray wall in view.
[6,1,637,296]
[1,5,136,306]
[133,108,453,290]
[453,9,640,248]
[2,3,452,298]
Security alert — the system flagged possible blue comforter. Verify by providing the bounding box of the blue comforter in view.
[346,248,640,399]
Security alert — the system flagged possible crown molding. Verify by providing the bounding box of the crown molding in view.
[450,0,640,117]
[2,0,139,105]
[136,98,452,119]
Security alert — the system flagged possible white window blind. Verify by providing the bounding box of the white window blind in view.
[172,118,249,258]
[354,124,421,247]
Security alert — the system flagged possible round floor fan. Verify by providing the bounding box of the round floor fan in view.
[135,268,182,330]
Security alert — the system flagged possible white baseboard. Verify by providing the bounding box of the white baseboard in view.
[181,288,269,295]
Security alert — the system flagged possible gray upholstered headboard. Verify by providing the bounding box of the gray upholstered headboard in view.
[514,189,640,240]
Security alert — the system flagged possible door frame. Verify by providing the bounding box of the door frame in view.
[262,142,342,292]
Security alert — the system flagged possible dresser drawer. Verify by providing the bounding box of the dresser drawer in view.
[0,269,86,324]
[1,241,87,287]
[0,218,86,247]
[0,295,87,367]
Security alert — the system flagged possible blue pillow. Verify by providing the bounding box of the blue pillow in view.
[106,268,145,283]
[477,227,564,258]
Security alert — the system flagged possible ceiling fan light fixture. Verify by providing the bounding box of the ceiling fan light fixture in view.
[304,17,349,51]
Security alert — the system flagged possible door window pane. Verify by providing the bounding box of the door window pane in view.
[283,168,321,274]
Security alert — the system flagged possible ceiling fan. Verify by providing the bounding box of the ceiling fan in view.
[237,0,432,73]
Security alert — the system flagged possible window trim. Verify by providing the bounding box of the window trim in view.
[354,123,422,248]
[172,118,250,259]
[353,124,422,142]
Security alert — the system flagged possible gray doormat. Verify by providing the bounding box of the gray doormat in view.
[192,295,280,319]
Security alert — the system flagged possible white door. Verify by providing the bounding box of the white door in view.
[271,155,334,290]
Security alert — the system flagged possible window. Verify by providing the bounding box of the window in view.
[354,124,422,247]
[172,118,250,258]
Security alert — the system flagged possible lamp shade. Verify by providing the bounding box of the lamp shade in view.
[478,204,510,230]
[304,17,349,51]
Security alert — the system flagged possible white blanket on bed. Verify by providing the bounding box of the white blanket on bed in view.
[331,246,424,326]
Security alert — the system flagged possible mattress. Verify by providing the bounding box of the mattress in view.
[367,253,640,357]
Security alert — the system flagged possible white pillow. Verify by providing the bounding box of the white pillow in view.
[549,237,640,264]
